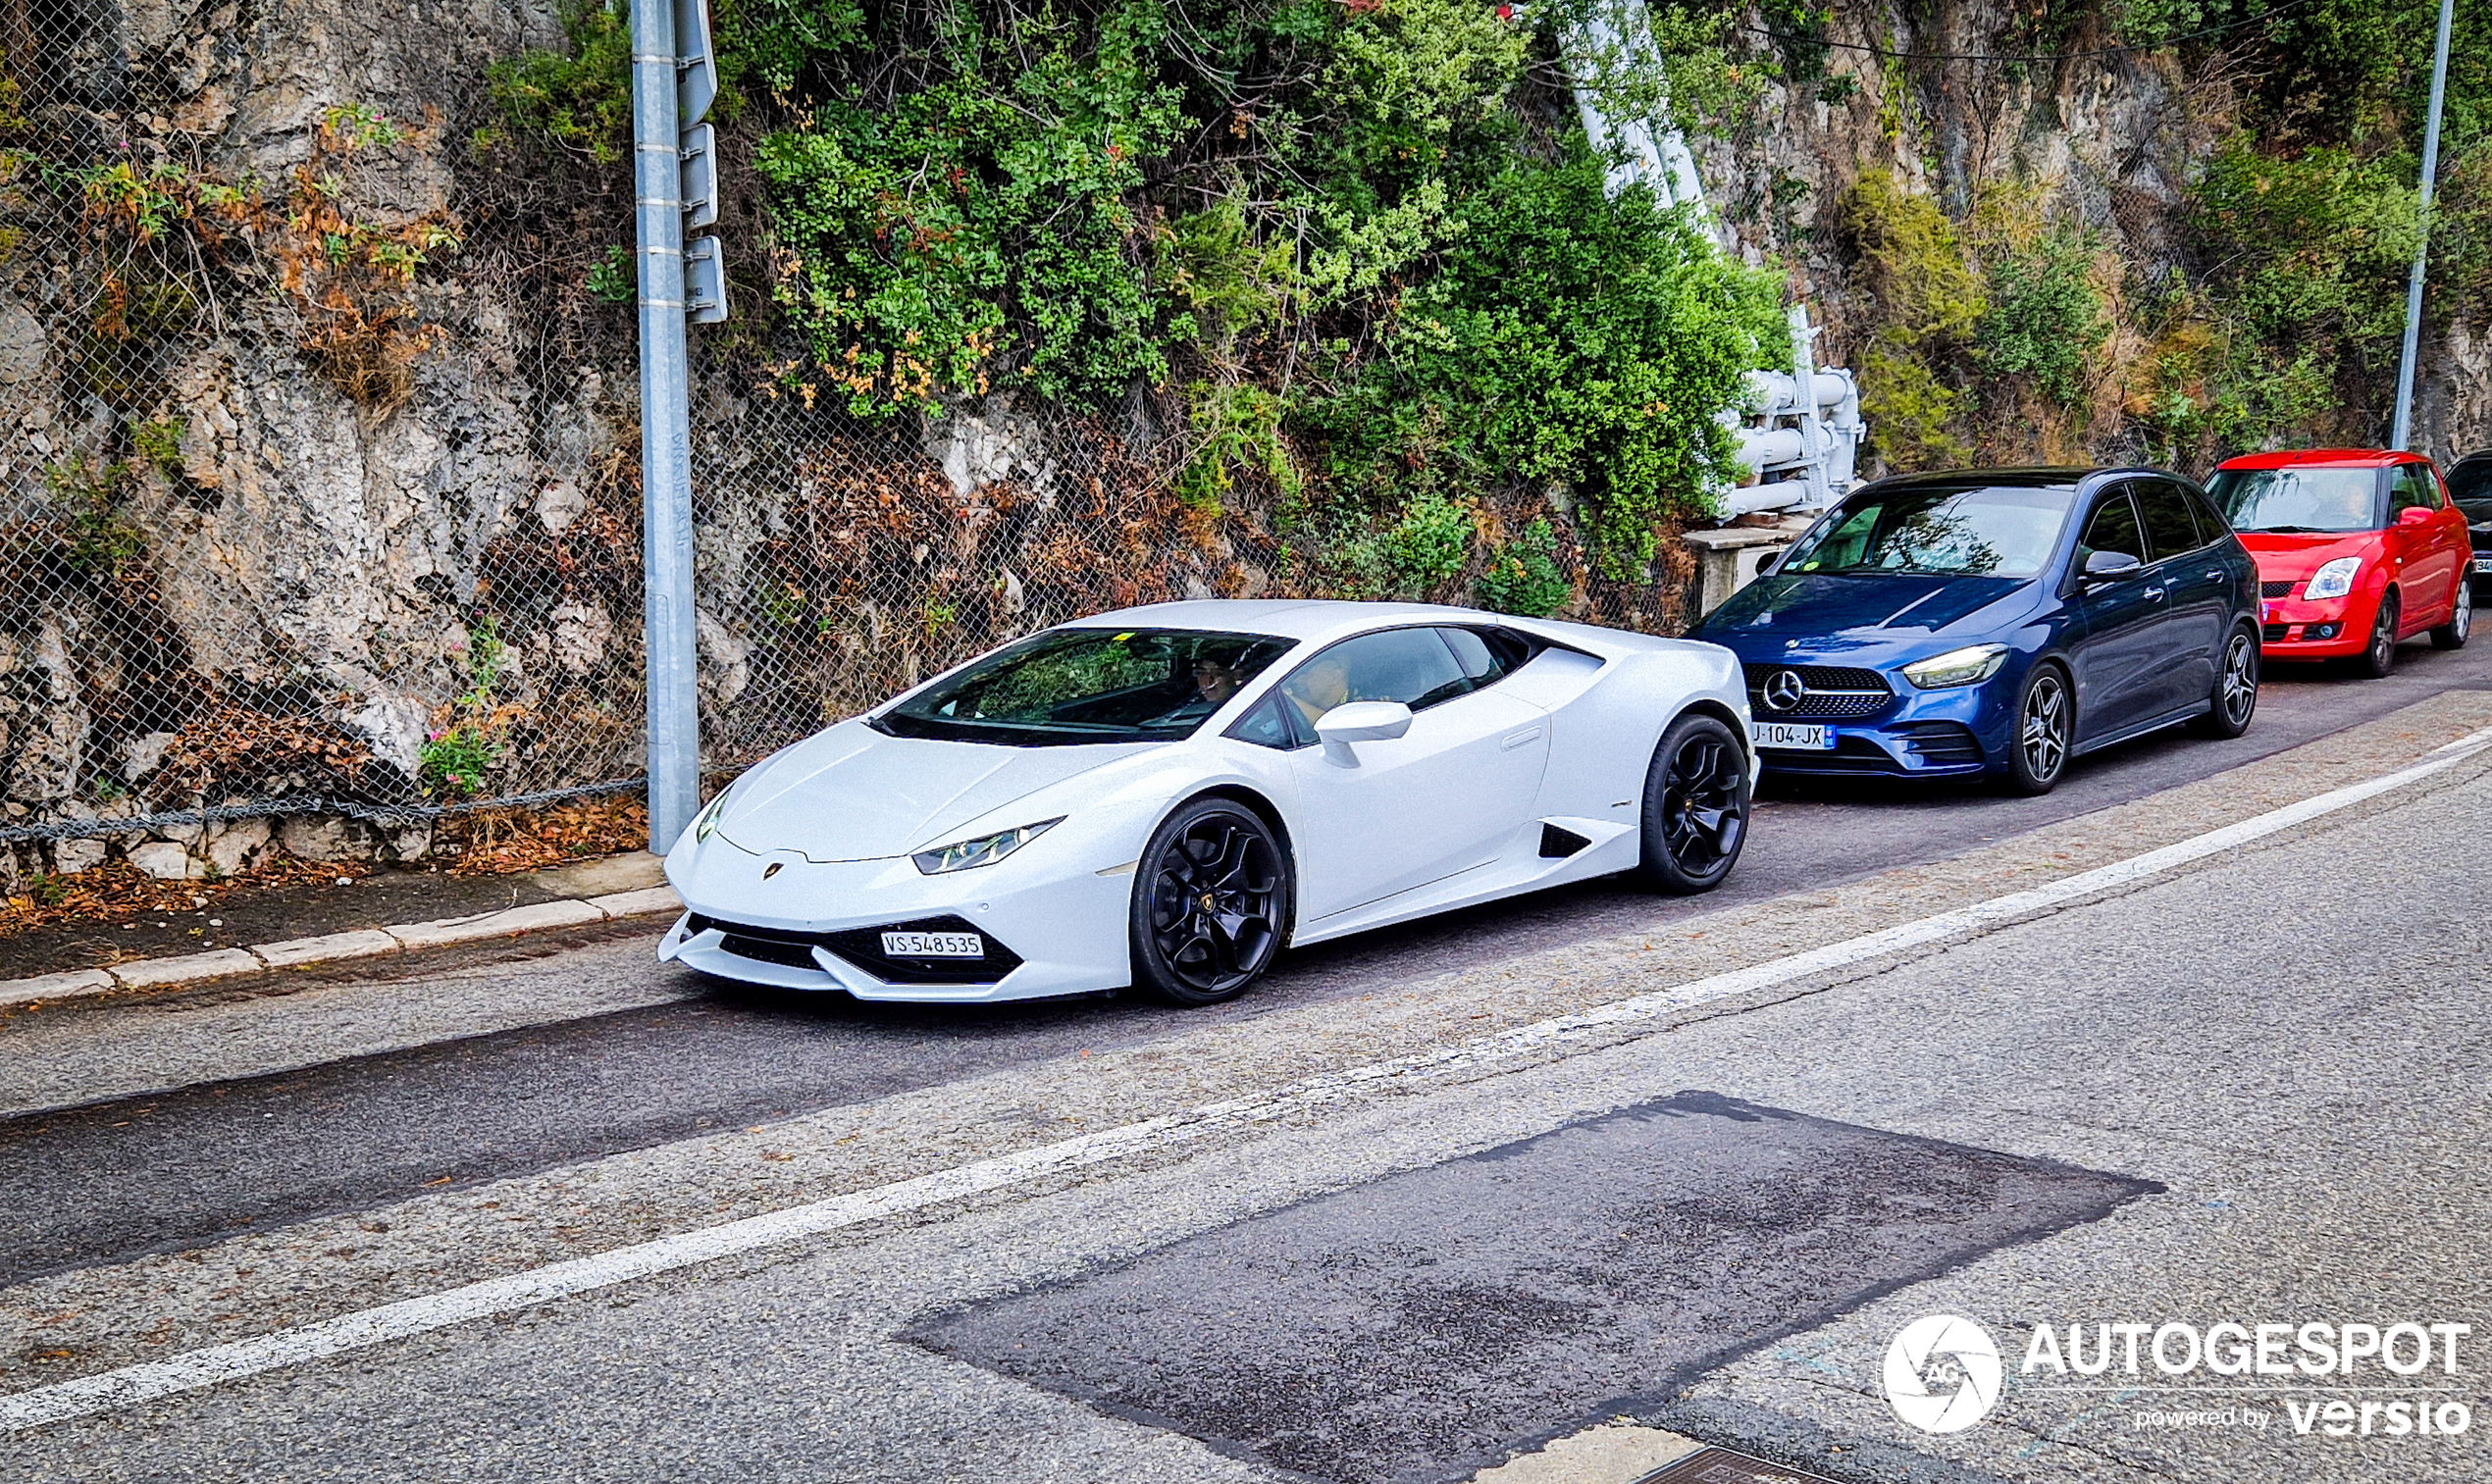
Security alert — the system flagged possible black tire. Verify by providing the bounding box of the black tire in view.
[2357,589,2401,679]
[2004,663,2073,795]
[2191,626,2260,739]
[1128,797,1289,1006]
[2431,576,2472,649]
[1635,713,1750,895]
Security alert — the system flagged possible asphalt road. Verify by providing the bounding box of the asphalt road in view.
[6,647,2489,1483]
[0,646,2482,1287]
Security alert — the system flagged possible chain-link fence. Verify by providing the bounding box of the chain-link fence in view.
[0,0,1362,887]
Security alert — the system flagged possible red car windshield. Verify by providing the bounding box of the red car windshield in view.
[2207,466,2382,534]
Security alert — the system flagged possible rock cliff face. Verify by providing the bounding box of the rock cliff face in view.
[1687,6,2488,473]
[2,0,650,874]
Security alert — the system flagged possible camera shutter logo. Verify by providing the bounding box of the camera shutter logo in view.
[1883,1314,2003,1433]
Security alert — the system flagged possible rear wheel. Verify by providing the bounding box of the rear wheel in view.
[2004,664,2072,795]
[2431,575,2472,649]
[1129,798,1288,1006]
[1635,713,1749,895]
[2191,626,2259,738]
[2357,589,2401,678]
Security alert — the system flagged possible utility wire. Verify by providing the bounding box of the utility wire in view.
[1743,0,2326,67]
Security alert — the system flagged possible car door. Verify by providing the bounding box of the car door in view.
[1274,625,1551,923]
[2068,486,2166,743]
[2133,478,2221,715]
[2389,461,2460,628]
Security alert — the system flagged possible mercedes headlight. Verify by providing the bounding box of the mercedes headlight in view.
[1901,643,2009,691]
[911,818,1063,875]
[2303,556,2362,601]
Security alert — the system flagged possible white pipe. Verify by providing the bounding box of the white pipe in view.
[1720,481,1810,517]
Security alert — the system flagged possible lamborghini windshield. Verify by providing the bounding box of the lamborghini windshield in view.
[873,627,1295,746]
[1780,484,2076,579]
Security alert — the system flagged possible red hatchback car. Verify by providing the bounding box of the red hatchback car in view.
[2206,450,2473,676]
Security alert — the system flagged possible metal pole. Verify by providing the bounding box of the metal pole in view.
[632,0,701,851]
[2390,0,2456,452]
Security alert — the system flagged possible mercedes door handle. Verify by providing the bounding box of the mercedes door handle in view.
[1501,726,1543,750]
[2206,569,2226,583]
[2145,587,2166,601]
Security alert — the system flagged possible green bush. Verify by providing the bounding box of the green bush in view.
[755,3,1182,415]
[1977,230,2104,409]
[1478,518,1573,616]
[1836,171,1985,469]
[1308,154,1785,577]
[486,0,634,160]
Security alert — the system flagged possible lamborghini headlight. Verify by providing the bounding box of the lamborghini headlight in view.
[911,818,1064,875]
[693,786,733,843]
[1901,642,2009,691]
[2304,556,2362,601]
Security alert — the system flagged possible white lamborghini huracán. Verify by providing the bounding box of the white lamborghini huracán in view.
[661,600,1753,1005]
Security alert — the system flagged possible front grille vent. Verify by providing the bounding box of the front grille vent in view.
[1895,722,1984,767]
[1742,663,1893,719]
[2260,580,2299,598]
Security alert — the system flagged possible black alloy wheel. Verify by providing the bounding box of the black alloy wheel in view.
[1129,798,1288,1006]
[1637,713,1749,895]
[2193,627,2259,739]
[2431,576,2472,650]
[2005,663,2072,795]
[2358,589,2401,679]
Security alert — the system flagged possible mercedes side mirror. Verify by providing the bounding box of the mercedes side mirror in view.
[2080,550,2143,584]
[1314,700,1413,765]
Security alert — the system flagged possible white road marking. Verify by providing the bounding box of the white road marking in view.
[8,725,2490,1432]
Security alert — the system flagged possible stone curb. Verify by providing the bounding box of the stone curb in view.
[0,885,685,1012]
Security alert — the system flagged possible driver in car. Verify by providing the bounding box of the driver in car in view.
[1193,656,1239,707]
[1282,654,1351,732]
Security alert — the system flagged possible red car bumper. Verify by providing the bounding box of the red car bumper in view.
[2258,591,2372,659]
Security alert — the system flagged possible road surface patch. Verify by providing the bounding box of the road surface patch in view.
[909,1092,2149,1484]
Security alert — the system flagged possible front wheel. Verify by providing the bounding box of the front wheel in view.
[2004,663,2072,795]
[1635,713,1750,895]
[1129,797,1289,1006]
[2357,589,2401,679]
[2191,627,2259,739]
[2431,575,2472,649]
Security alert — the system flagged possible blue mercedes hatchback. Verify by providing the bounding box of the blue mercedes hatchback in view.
[1687,468,2262,793]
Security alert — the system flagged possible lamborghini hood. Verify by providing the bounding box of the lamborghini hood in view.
[711,721,1143,862]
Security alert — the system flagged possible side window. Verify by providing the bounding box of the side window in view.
[1224,691,1302,751]
[2185,485,2233,540]
[1276,627,1469,735]
[1438,627,1530,691]
[2135,481,2204,562]
[2079,491,2146,567]
[2390,463,2441,514]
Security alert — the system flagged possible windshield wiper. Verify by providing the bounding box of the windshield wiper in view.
[2242,525,2334,535]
